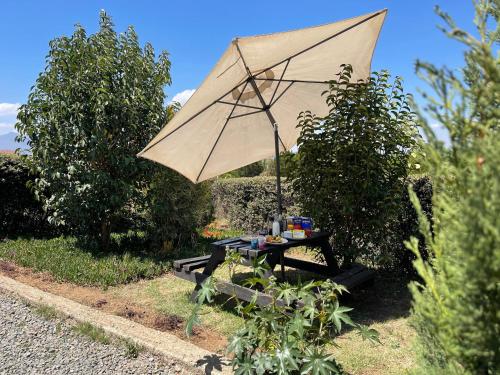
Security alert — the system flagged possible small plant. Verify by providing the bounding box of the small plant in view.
[187,254,379,374]
[73,322,110,345]
[33,304,58,320]
[121,339,143,359]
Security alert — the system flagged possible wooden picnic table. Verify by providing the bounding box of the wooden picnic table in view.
[174,232,374,306]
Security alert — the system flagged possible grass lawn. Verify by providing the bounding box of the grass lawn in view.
[0,228,416,374]
[0,236,168,287]
[106,252,416,374]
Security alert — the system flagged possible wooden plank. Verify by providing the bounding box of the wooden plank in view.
[247,248,272,258]
[173,255,211,269]
[338,268,375,290]
[282,257,335,276]
[174,269,284,307]
[182,259,211,272]
[214,281,275,306]
[332,264,364,283]
[211,237,241,246]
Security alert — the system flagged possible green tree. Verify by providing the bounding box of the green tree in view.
[407,1,500,374]
[16,11,171,249]
[290,66,419,267]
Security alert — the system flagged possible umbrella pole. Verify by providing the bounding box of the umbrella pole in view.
[233,40,284,218]
[273,123,283,218]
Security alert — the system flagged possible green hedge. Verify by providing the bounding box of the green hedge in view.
[212,177,301,232]
[0,154,58,238]
[211,175,432,274]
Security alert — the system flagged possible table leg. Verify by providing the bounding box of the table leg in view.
[262,251,280,280]
[190,245,227,302]
[279,250,286,281]
[319,237,340,273]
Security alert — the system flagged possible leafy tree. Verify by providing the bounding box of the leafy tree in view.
[16,11,171,249]
[290,66,420,267]
[407,1,499,374]
[187,253,380,374]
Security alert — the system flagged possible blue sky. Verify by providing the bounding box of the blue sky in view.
[0,0,475,142]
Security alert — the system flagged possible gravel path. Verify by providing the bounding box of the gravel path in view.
[0,289,187,375]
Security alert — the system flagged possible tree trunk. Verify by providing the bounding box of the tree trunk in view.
[100,219,111,251]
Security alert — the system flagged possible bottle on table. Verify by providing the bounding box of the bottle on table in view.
[272,215,281,236]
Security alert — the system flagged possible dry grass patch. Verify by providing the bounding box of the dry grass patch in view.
[108,274,243,337]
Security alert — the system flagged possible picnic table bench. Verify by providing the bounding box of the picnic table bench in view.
[174,232,374,306]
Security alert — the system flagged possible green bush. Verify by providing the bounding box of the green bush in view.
[386,176,433,275]
[211,175,432,272]
[289,66,420,267]
[0,154,58,238]
[407,2,499,374]
[145,167,213,250]
[211,176,300,232]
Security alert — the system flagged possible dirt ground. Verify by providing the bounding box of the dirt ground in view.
[0,260,227,353]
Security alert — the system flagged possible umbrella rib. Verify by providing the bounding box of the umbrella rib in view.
[256,10,386,76]
[254,78,328,85]
[195,80,250,182]
[268,59,290,106]
[216,100,263,110]
[234,40,287,151]
[139,80,248,155]
[269,81,294,107]
[228,109,265,120]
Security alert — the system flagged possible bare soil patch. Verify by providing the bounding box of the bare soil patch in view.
[0,260,226,353]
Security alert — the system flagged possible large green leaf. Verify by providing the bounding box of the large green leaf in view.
[300,348,342,375]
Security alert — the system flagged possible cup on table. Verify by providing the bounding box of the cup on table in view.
[251,237,259,249]
[258,236,266,250]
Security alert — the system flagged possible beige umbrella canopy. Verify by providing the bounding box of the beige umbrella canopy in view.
[139,9,387,214]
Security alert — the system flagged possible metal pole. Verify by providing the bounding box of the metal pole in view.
[274,124,283,217]
[234,39,284,217]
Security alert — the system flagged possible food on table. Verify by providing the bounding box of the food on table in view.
[265,235,283,243]
[301,217,313,237]
[292,230,306,239]
[293,217,302,230]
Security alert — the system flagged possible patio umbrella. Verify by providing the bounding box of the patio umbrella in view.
[138,9,387,217]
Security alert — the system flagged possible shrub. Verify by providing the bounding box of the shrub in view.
[187,254,380,374]
[384,176,433,275]
[408,2,500,374]
[0,154,58,238]
[289,66,420,267]
[145,167,213,250]
[211,177,300,232]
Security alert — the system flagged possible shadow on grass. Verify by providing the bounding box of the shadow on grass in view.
[71,231,215,267]
[192,266,412,327]
[196,354,229,374]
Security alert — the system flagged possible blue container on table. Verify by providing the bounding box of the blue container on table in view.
[301,217,312,230]
[250,237,258,249]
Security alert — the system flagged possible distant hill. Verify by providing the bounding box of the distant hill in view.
[0,132,27,152]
